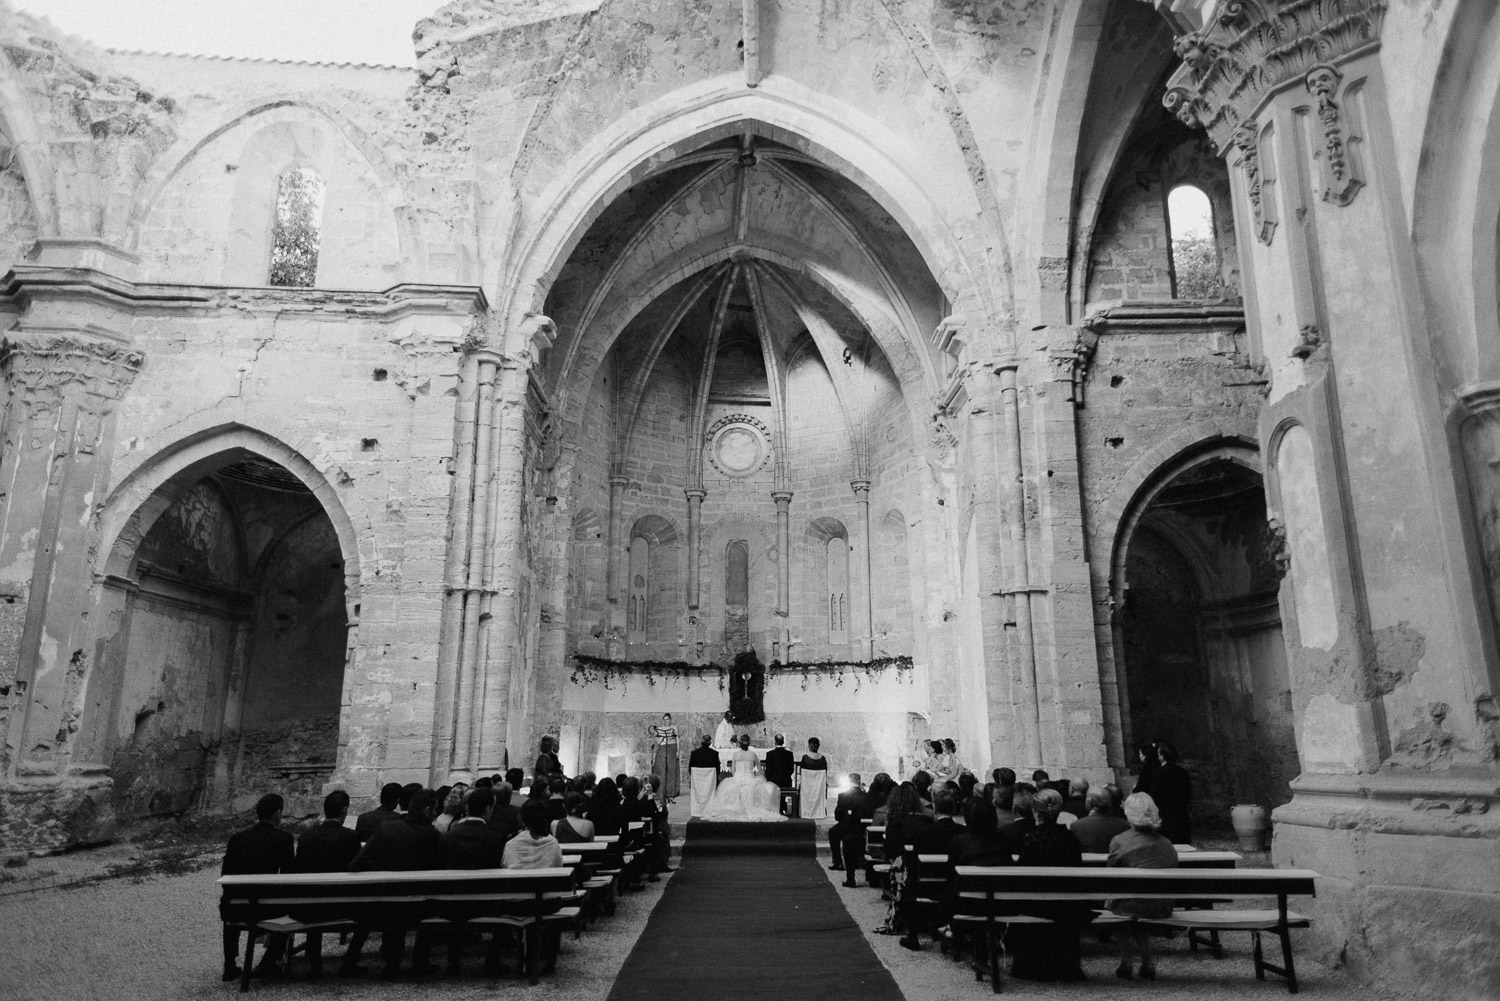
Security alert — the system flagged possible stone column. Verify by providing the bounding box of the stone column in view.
[1155,3,1498,995]
[479,315,554,769]
[772,490,792,653]
[0,328,141,792]
[685,488,705,609]
[851,479,873,660]
[606,473,628,606]
[993,359,1043,769]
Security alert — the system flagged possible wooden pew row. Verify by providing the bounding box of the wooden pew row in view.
[952,866,1317,994]
[218,868,576,991]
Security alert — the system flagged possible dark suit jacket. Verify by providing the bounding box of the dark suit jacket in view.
[488,803,522,842]
[833,788,874,826]
[763,746,795,788]
[911,815,964,857]
[998,817,1036,860]
[350,814,441,871]
[440,818,507,869]
[295,820,362,873]
[222,821,295,876]
[687,745,720,770]
[354,805,400,844]
[1070,812,1131,853]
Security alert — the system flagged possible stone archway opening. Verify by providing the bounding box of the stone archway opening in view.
[88,453,348,822]
[1114,455,1300,833]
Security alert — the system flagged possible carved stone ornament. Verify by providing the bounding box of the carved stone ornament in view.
[1305,64,1363,205]
[1158,0,1386,155]
[1047,327,1100,406]
[1,331,144,408]
[1231,122,1278,244]
[706,413,772,478]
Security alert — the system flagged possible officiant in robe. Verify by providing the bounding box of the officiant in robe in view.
[688,735,721,818]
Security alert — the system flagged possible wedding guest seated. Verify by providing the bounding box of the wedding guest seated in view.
[505,768,526,804]
[957,771,978,803]
[1031,769,1049,785]
[951,796,1010,867]
[398,782,424,814]
[488,782,522,843]
[433,783,468,834]
[503,798,566,976]
[1104,783,1126,818]
[828,773,873,885]
[354,782,402,843]
[544,777,569,824]
[440,787,506,868]
[586,776,625,836]
[866,773,896,826]
[1107,793,1179,980]
[220,794,295,981]
[439,787,511,976]
[998,784,1036,858]
[1071,787,1131,852]
[1012,788,1086,982]
[911,769,935,816]
[642,774,672,879]
[295,790,364,978]
[351,790,442,979]
[1061,778,1089,821]
[473,776,493,790]
[552,792,595,843]
[911,790,965,858]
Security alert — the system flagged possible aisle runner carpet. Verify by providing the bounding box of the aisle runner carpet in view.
[605,819,905,1001]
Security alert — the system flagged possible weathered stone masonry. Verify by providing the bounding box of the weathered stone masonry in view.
[0,2,1495,997]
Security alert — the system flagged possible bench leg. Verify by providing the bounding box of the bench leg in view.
[1278,925,1298,993]
[526,919,541,985]
[1253,931,1266,980]
[240,930,255,993]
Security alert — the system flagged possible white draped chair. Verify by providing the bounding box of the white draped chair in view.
[799,769,828,819]
[689,767,718,818]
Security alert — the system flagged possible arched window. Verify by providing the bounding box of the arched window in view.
[1167,184,1220,299]
[269,167,326,287]
[827,537,849,646]
[628,536,650,642]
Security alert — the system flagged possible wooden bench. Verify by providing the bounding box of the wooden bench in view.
[952,866,1317,993]
[218,867,577,991]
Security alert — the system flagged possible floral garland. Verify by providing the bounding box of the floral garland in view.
[568,653,914,692]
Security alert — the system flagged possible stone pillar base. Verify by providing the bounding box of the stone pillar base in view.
[1272,771,1500,1000]
[0,766,117,854]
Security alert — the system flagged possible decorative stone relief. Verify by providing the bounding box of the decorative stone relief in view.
[1,332,144,412]
[706,413,771,478]
[1231,122,1278,244]
[1158,0,1387,155]
[1305,64,1363,205]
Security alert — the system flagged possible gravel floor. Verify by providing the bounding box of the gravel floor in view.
[0,859,674,1001]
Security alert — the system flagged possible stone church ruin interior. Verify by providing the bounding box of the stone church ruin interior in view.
[0,0,1495,996]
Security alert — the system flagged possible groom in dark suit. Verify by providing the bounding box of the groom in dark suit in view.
[763,733,795,815]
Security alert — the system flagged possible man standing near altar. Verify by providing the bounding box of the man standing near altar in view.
[688,734,721,818]
[712,710,736,752]
[763,733,795,816]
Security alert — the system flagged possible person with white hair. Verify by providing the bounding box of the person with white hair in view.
[1106,792,1180,980]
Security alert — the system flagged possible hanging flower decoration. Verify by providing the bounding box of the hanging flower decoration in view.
[568,653,914,692]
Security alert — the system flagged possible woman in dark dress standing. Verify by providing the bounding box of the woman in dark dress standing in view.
[1011,788,1087,982]
[1133,739,1160,798]
[1151,742,1193,845]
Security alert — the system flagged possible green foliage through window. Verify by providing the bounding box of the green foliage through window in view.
[1172,234,1222,300]
[269,167,325,287]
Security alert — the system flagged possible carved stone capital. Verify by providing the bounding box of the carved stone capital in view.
[1,328,144,407]
[1045,326,1100,405]
[1157,0,1386,153]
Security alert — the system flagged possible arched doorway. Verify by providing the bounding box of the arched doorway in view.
[82,448,351,821]
[1113,450,1300,830]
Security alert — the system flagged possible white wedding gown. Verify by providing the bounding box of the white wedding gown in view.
[700,749,787,822]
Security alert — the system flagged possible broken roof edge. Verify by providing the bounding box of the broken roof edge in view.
[105,49,415,72]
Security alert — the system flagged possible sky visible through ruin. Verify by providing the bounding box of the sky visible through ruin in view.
[14,0,448,66]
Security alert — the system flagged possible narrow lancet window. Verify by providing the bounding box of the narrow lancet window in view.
[1167,184,1219,299]
[269,167,326,287]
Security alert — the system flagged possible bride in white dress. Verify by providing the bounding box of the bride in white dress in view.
[701,735,786,822]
